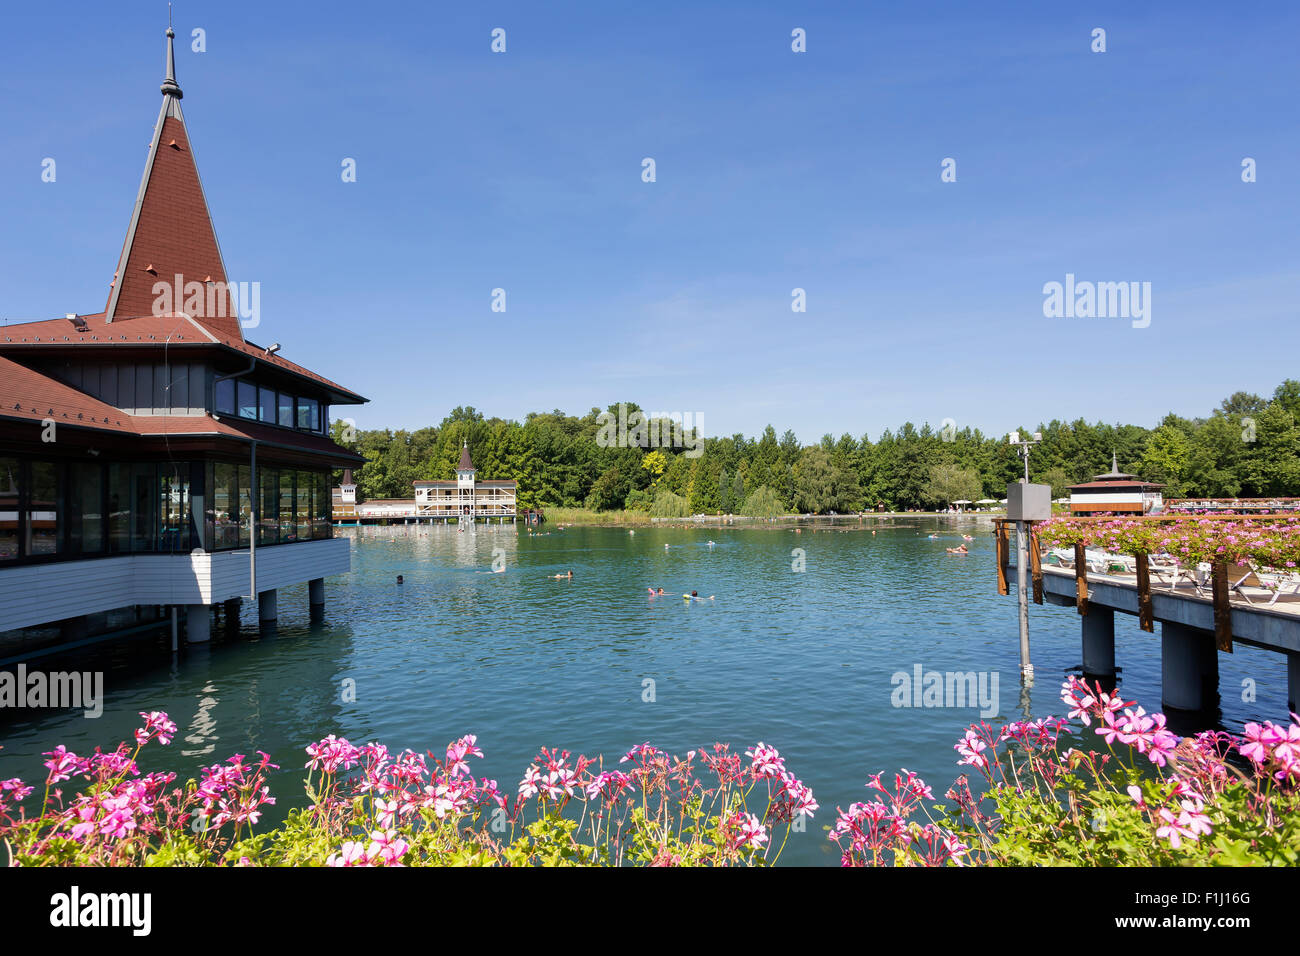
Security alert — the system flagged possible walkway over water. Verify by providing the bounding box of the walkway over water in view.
[997,528,1300,712]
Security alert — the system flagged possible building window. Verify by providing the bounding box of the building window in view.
[278,391,295,428]
[68,462,104,555]
[158,467,189,552]
[237,464,252,549]
[296,471,312,541]
[27,462,62,556]
[259,467,279,546]
[0,457,19,561]
[314,471,331,539]
[215,378,235,415]
[212,461,239,550]
[237,379,258,419]
[297,396,318,431]
[279,470,295,543]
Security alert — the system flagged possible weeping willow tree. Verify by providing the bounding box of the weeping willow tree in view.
[739,485,785,518]
[649,488,691,518]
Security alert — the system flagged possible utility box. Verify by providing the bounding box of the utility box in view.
[1006,482,1052,521]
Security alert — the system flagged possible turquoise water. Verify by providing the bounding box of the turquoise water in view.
[0,519,1292,866]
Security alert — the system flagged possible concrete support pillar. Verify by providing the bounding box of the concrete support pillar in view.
[1081,607,1116,678]
[309,577,325,620]
[1288,653,1299,712]
[223,598,242,630]
[1161,622,1218,712]
[186,604,211,644]
[258,589,278,626]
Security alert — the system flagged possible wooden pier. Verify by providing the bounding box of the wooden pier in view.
[995,520,1300,712]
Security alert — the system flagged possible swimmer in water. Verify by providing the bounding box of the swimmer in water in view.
[946,545,969,554]
[397,575,404,585]
[683,590,714,602]
[552,570,574,579]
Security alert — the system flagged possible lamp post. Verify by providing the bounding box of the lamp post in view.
[1007,430,1043,683]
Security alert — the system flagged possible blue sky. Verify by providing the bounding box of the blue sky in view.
[3,0,1298,442]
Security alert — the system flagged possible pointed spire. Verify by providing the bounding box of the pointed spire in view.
[1111,449,1118,473]
[458,441,475,472]
[104,23,242,339]
[161,26,183,99]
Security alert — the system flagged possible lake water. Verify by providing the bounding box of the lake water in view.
[1,518,1292,866]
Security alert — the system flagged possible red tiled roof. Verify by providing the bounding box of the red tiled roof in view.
[0,312,364,403]
[413,479,517,487]
[0,356,362,462]
[1069,480,1164,490]
[0,356,138,432]
[106,114,243,340]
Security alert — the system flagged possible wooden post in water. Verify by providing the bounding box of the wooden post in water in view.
[996,522,1009,596]
[1135,552,1154,633]
[1211,561,1233,653]
[1029,526,1043,605]
[1074,542,1089,615]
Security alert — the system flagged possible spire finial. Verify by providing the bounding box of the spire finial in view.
[1112,449,1118,473]
[161,16,183,99]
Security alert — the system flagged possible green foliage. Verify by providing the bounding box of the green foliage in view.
[649,488,691,518]
[923,463,982,508]
[738,485,785,518]
[335,380,1300,516]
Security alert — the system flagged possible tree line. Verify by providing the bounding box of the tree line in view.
[331,381,1300,515]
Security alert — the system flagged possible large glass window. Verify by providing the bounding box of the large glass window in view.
[158,467,188,552]
[258,386,275,424]
[237,464,252,549]
[0,457,19,561]
[278,392,295,428]
[27,462,62,556]
[279,471,295,543]
[296,471,312,541]
[237,380,258,419]
[313,471,332,539]
[108,463,130,554]
[130,463,155,552]
[211,461,239,549]
[215,378,235,415]
[259,467,279,545]
[296,397,317,431]
[68,462,104,555]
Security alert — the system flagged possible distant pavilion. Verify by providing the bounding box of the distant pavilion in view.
[1067,453,1164,515]
[415,442,517,522]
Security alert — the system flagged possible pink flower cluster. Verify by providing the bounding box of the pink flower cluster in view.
[196,752,278,829]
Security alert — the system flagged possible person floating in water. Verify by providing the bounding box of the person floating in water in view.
[946,544,969,554]
[397,575,404,585]
[683,590,714,601]
[552,570,573,579]
[647,586,666,596]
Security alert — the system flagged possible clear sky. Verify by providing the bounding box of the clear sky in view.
[3,1,1298,443]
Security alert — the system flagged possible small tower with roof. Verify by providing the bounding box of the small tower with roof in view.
[457,441,476,520]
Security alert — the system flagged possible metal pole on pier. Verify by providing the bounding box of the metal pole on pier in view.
[1007,430,1045,684]
[1016,519,1032,682]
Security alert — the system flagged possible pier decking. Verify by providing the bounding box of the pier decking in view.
[996,524,1300,712]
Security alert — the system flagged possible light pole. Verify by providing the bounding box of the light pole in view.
[1007,430,1042,683]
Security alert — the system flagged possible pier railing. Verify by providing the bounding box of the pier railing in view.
[995,514,1300,653]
